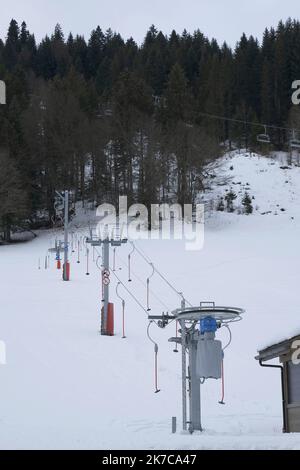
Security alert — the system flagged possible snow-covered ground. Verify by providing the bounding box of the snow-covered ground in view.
[1,151,300,449]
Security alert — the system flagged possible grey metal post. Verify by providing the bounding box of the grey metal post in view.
[188,332,202,433]
[172,416,177,434]
[102,239,109,335]
[180,298,187,431]
[63,190,69,281]
[86,228,127,336]
[0,80,6,105]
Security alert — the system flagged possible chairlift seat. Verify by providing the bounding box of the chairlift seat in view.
[290,139,300,149]
[257,134,271,144]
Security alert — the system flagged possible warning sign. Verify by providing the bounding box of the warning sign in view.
[102,269,110,286]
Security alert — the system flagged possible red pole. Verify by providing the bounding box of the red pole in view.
[107,303,114,336]
[64,261,70,281]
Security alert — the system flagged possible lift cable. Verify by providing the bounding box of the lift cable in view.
[131,241,193,307]
[197,111,300,134]
[222,316,242,325]
[114,250,171,311]
[93,246,155,320]
[94,244,163,392]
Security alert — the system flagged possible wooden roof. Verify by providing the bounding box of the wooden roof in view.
[256,334,300,362]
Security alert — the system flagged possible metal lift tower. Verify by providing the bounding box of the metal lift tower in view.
[55,190,70,281]
[149,303,244,433]
[86,223,127,335]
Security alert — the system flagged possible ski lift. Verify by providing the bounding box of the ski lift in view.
[146,263,155,312]
[116,282,126,338]
[289,129,300,149]
[257,125,271,144]
[128,243,135,282]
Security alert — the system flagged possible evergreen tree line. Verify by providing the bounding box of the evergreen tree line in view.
[0,18,300,240]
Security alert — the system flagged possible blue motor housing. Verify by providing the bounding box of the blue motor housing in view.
[200,316,218,334]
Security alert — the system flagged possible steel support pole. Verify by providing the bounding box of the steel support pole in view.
[180,298,187,431]
[102,239,109,335]
[180,319,187,431]
[63,190,69,281]
[188,333,202,433]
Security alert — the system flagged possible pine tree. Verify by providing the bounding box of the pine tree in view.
[242,192,253,214]
[3,19,20,69]
[68,35,87,76]
[36,36,56,79]
[87,26,105,77]
[52,24,64,42]
[2,17,300,228]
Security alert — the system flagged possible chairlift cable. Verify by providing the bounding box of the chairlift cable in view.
[94,247,153,320]
[197,111,300,133]
[132,241,193,307]
[114,250,171,310]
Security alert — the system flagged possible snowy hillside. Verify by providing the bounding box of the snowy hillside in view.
[202,150,300,219]
[1,151,300,450]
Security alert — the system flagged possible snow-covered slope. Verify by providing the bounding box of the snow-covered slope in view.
[203,150,300,219]
[1,151,300,450]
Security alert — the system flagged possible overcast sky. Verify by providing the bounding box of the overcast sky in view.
[0,0,299,46]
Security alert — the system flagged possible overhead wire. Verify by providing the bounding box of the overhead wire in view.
[93,246,154,320]
[93,243,164,392]
[197,111,300,134]
[131,241,193,307]
[113,249,171,311]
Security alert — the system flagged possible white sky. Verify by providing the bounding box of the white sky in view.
[0,0,299,46]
